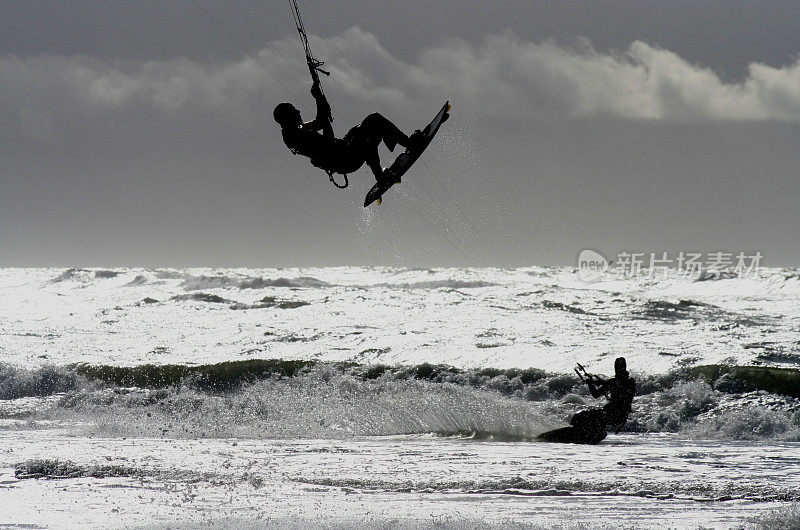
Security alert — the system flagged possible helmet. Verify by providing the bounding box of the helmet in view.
[273,102,299,126]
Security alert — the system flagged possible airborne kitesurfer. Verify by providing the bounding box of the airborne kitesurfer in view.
[274,79,424,186]
[276,0,447,202]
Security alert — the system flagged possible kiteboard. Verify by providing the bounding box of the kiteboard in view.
[537,409,608,445]
[537,425,607,445]
[364,101,451,207]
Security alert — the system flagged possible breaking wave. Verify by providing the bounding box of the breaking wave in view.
[0,363,82,400]
[49,268,93,283]
[3,360,800,442]
[46,268,496,291]
[179,275,240,291]
[179,275,332,291]
[49,268,122,283]
[238,276,331,289]
[124,274,150,286]
[682,405,800,441]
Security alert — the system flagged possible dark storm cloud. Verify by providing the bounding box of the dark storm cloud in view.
[3,1,800,80]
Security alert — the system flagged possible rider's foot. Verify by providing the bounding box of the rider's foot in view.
[374,168,389,186]
[377,168,400,186]
[408,129,425,151]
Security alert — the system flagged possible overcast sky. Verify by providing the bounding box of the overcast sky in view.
[1,1,798,267]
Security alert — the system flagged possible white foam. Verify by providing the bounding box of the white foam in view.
[0,266,797,373]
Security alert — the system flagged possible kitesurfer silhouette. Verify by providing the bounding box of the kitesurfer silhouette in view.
[274,79,424,186]
[569,357,636,442]
[585,357,636,427]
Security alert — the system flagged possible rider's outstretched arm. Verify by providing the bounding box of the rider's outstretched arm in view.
[305,79,334,138]
[587,376,608,399]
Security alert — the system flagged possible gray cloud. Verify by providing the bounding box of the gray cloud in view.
[4,28,800,144]
[352,30,800,121]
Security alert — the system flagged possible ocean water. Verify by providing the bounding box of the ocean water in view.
[2,432,798,528]
[2,266,799,370]
[1,266,800,528]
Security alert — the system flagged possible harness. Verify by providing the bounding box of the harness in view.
[327,171,348,189]
[289,146,349,189]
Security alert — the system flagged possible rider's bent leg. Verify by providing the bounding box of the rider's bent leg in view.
[364,150,384,182]
[360,113,411,152]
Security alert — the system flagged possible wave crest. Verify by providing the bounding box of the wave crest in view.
[239,276,331,289]
[684,405,800,441]
[6,360,800,442]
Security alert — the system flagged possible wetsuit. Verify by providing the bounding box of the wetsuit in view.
[588,374,636,427]
[280,83,411,180]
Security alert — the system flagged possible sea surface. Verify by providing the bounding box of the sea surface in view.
[1,266,800,528]
[2,266,799,370]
